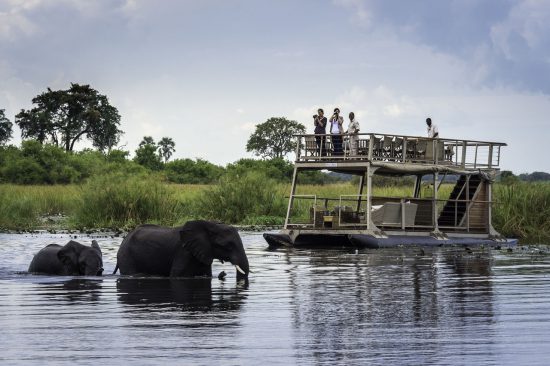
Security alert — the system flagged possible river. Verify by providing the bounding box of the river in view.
[0,232,549,365]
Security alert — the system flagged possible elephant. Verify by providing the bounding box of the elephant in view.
[114,220,250,281]
[28,240,104,276]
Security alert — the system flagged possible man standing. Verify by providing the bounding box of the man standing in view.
[330,108,344,156]
[426,117,439,138]
[313,108,327,156]
[347,112,360,155]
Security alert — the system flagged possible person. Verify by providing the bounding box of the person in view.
[426,117,439,138]
[329,108,344,155]
[346,112,360,155]
[313,108,327,156]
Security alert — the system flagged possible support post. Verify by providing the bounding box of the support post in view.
[356,172,365,212]
[284,167,299,229]
[433,172,438,230]
[366,165,373,230]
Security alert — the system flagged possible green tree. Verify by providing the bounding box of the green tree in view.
[15,83,122,152]
[158,137,176,163]
[134,136,163,171]
[0,109,13,145]
[246,117,306,159]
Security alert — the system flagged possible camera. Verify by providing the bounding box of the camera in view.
[313,115,318,119]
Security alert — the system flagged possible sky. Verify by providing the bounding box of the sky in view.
[1,0,549,173]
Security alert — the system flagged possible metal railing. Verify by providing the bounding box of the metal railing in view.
[286,193,492,233]
[295,133,505,169]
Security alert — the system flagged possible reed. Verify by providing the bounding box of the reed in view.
[493,182,550,244]
[0,180,548,244]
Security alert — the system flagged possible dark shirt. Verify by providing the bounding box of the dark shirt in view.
[314,117,327,134]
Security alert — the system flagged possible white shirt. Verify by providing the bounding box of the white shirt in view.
[427,124,439,138]
[348,119,360,134]
[330,116,343,134]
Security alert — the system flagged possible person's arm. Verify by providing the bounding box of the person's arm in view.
[433,125,439,138]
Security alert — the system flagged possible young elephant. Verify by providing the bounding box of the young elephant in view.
[28,240,104,276]
[114,221,250,281]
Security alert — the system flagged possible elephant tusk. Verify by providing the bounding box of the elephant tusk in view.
[235,265,246,275]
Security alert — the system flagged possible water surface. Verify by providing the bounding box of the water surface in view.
[1,232,549,365]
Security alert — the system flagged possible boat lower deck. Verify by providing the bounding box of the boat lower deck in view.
[264,230,517,249]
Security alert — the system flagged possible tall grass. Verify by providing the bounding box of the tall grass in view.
[0,185,79,229]
[0,180,548,243]
[73,173,190,229]
[493,182,550,244]
[194,172,287,224]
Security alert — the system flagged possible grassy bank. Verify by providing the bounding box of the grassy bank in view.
[0,180,548,244]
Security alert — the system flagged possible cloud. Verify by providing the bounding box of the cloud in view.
[336,0,550,94]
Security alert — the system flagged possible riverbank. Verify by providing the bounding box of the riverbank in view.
[0,179,548,244]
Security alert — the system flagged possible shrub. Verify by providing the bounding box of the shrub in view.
[194,171,287,223]
[73,173,186,229]
[165,158,224,184]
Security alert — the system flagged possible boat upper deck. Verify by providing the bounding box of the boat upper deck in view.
[295,133,506,171]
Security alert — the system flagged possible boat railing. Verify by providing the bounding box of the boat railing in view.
[286,193,492,233]
[294,133,505,169]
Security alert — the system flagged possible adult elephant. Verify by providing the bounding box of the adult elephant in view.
[114,221,250,281]
[28,240,104,276]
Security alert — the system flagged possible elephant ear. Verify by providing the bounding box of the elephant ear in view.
[57,241,79,268]
[180,221,214,266]
[91,240,102,257]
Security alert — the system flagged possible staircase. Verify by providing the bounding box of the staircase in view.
[438,175,482,227]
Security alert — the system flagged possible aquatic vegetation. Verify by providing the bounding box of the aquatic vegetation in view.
[0,180,548,244]
[493,182,550,244]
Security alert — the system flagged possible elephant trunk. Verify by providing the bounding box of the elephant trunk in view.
[233,255,249,281]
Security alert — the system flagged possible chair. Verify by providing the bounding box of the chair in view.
[304,136,318,158]
[393,137,403,160]
[416,140,427,160]
[357,139,369,156]
[382,136,393,159]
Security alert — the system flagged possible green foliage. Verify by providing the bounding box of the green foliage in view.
[226,158,293,182]
[493,182,550,244]
[0,109,13,145]
[194,171,287,223]
[74,173,185,229]
[15,83,122,152]
[134,144,163,171]
[246,117,305,159]
[158,137,176,163]
[165,158,224,184]
[0,142,143,184]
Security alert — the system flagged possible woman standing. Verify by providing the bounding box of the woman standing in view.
[347,112,360,155]
[329,108,344,156]
[313,108,327,156]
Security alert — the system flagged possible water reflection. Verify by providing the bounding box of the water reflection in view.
[34,278,104,303]
[285,248,497,364]
[116,277,248,313]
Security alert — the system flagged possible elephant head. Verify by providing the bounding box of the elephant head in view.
[179,221,250,281]
[57,240,104,276]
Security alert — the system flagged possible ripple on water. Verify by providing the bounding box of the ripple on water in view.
[0,233,550,365]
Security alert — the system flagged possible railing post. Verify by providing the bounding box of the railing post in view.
[368,134,374,161]
[295,136,301,161]
[403,137,408,162]
[474,144,478,169]
[488,144,493,168]
[461,141,467,168]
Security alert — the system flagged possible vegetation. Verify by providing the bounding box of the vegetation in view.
[0,109,13,145]
[15,83,122,152]
[0,83,548,243]
[0,179,547,244]
[246,117,306,159]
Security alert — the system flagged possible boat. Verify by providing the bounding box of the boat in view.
[264,132,518,248]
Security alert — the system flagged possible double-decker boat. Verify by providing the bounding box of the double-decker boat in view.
[264,132,517,248]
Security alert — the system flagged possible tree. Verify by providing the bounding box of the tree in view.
[0,109,13,145]
[246,117,305,159]
[134,136,163,171]
[158,137,176,163]
[15,83,123,152]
